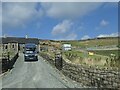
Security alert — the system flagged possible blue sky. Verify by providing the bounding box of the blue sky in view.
[2,2,118,40]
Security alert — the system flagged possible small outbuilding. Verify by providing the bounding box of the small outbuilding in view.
[62,44,72,51]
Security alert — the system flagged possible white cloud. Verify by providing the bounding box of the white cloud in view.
[64,33,77,40]
[95,19,109,30]
[52,20,73,35]
[3,2,43,27]
[54,33,77,40]
[51,19,77,40]
[2,0,120,2]
[81,35,90,40]
[103,2,118,8]
[97,32,119,38]
[41,2,103,19]
[100,19,109,27]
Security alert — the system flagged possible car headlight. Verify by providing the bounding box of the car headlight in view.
[35,54,38,56]
[25,54,28,56]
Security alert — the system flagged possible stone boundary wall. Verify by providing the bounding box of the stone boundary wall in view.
[1,53,19,73]
[40,52,120,89]
[40,53,55,66]
[62,61,120,89]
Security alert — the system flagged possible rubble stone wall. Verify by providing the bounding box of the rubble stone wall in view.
[40,52,120,89]
[62,61,120,89]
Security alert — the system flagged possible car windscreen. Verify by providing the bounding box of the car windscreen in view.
[25,47,36,53]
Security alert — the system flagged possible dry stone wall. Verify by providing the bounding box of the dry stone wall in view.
[40,52,120,89]
[2,53,19,73]
[62,61,120,89]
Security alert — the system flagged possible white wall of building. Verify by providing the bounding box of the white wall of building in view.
[62,44,72,51]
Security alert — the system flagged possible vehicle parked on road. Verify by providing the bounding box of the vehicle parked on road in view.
[23,43,39,61]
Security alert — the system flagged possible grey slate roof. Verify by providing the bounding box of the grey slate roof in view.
[1,37,39,44]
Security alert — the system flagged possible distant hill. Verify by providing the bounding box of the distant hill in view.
[1,37,119,48]
[60,37,119,48]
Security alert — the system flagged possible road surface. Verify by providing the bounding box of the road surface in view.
[1,53,81,88]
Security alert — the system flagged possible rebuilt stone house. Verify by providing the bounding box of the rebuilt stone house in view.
[1,37,40,52]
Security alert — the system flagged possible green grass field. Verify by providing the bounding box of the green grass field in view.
[63,50,108,60]
[63,50,110,67]
[88,50,120,57]
[61,37,119,48]
[46,37,120,68]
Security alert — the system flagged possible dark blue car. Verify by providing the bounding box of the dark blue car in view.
[23,43,38,61]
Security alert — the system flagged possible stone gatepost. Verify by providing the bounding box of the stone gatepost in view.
[38,44,40,52]
[16,43,18,52]
[55,52,63,70]
[8,43,11,52]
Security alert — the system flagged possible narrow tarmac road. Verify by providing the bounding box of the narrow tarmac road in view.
[1,53,81,88]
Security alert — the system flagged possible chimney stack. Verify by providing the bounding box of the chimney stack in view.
[25,35,28,39]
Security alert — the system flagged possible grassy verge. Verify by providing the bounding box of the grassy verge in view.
[88,50,120,57]
[40,49,120,69]
[63,50,108,60]
[62,50,119,68]
[40,50,109,67]
[42,51,55,59]
[1,50,17,59]
[88,50,120,68]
